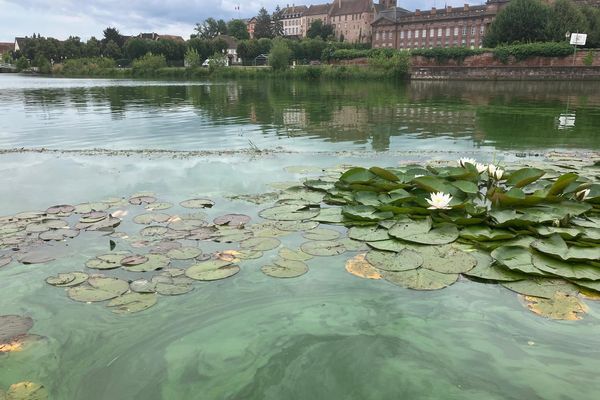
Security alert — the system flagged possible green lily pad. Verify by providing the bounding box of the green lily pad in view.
[532,253,600,281]
[213,214,251,226]
[5,381,48,400]
[68,276,129,302]
[366,239,408,252]
[130,279,156,293]
[303,228,340,241]
[107,293,158,314]
[180,198,214,209]
[74,202,109,214]
[524,292,588,320]
[149,241,182,254]
[501,278,578,299]
[391,221,459,245]
[213,227,254,243]
[259,204,320,221]
[0,315,33,344]
[536,226,582,239]
[46,204,75,214]
[133,213,171,225]
[338,237,369,251]
[279,247,313,261]
[129,196,156,205]
[384,268,459,290]
[531,234,600,262]
[124,254,170,272]
[300,240,346,256]
[491,246,547,275]
[86,252,131,270]
[168,219,207,231]
[312,208,345,223]
[17,249,56,265]
[240,237,280,251]
[420,246,477,274]
[185,260,240,281]
[166,247,202,260]
[38,228,80,241]
[365,249,423,272]
[506,167,545,188]
[140,226,169,237]
[348,226,390,242]
[261,258,309,278]
[274,220,319,231]
[459,226,515,242]
[151,276,193,295]
[463,251,527,282]
[120,255,149,267]
[26,219,68,233]
[46,272,88,287]
[145,202,173,211]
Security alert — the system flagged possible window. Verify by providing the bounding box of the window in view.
[400,30,404,39]
[437,28,442,37]
[454,27,459,36]
[446,27,450,36]
[415,30,419,39]
[480,25,485,34]
[422,29,426,37]
[408,30,412,39]
[430,28,435,37]
[383,31,387,40]
[471,26,475,36]
[462,26,467,36]
[376,31,380,40]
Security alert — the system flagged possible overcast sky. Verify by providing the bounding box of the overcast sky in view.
[0,0,482,42]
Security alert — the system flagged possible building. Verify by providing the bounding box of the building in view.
[137,33,185,42]
[246,17,257,39]
[216,35,242,65]
[0,42,14,58]
[281,5,308,37]
[303,3,332,33]
[14,37,26,52]
[372,1,510,50]
[329,0,383,43]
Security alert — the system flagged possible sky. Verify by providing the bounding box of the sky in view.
[0,0,483,42]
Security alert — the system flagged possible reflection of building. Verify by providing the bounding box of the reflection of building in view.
[283,108,308,128]
[372,0,509,50]
[281,6,308,37]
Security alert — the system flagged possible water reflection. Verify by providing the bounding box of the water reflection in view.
[0,76,599,151]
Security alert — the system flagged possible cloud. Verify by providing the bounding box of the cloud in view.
[0,0,482,42]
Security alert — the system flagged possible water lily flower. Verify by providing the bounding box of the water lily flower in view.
[487,164,504,180]
[458,158,476,168]
[475,163,487,174]
[427,192,453,210]
[576,188,591,201]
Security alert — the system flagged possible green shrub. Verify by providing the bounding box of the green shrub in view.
[131,53,167,74]
[583,50,594,66]
[184,48,201,68]
[33,55,52,74]
[368,51,410,78]
[61,57,116,75]
[411,47,487,64]
[492,42,573,63]
[269,41,292,71]
[15,56,29,71]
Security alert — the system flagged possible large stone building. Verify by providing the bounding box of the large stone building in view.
[329,0,378,43]
[281,5,309,37]
[372,0,509,50]
[303,3,332,31]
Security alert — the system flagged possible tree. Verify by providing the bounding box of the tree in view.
[184,48,201,67]
[307,20,333,40]
[15,56,29,71]
[483,0,550,47]
[84,37,102,57]
[227,19,250,40]
[33,55,51,74]
[63,36,83,60]
[582,6,600,48]
[546,0,588,42]
[254,8,273,39]
[188,38,215,61]
[195,18,227,39]
[272,6,284,37]
[237,40,260,65]
[103,27,124,48]
[269,39,291,70]
[104,40,122,59]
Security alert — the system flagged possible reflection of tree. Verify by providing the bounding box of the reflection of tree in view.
[13,79,600,151]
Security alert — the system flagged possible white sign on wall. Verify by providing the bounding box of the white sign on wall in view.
[570,33,587,46]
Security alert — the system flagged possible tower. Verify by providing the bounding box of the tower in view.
[380,0,397,8]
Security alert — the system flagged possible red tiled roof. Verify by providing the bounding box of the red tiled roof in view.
[305,3,331,16]
[329,0,373,16]
[0,42,14,53]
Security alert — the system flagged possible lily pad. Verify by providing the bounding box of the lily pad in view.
[0,315,33,344]
[302,228,340,241]
[261,258,308,278]
[145,202,173,211]
[491,246,547,276]
[180,198,214,209]
[365,249,423,272]
[240,237,280,251]
[217,249,264,261]
[384,268,459,291]
[259,204,320,221]
[278,247,313,261]
[366,239,407,252]
[130,279,156,293]
[149,240,182,254]
[26,219,68,233]
[0,256,12,268]
[524,292,588,320]
[274,220,319,231]
[46,272,88,287]
[339,238,369,252]
[17,249,56,265]
[185,260,240,281]
[501,278,578,299]
[459,226,515,242]
[129,196,156,205]
[532,253,600,281]
[390,219,459,245]
[463,251,527,282]
[152,276,194,296]
[213,214,251,226]
[107,292,158,314]
[46,204,75,214]
[38,228,79,241]
[166,247,202,260]
[86,252,131,270]
[133,213,171,225]
[67,276,129,302]
[348,226,390,242]
[5,381,48,400]
[300,240,346,256]
[124,254,170,272]
[345,254,382,279]
[420,246,477,274]
[140,226,169,237]
[74,202,109,214]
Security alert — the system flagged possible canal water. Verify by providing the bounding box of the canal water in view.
[1,75,599,399]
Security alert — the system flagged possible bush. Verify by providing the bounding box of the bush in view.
[208,52,228,71]
[61,57,116,75]
[15,56,29,71]
[184,48,202,67]
[131,53,167,73]
[33,55,52,74]
[583,50,594,66]
[411,47,487,64]
[368,51,410,78]
[492,42,573,63]
[269,41,291,71]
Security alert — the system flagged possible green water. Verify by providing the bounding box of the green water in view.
[1,76,600,400]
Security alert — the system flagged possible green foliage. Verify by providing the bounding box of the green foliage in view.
[546,0,588,42]
[272,6,284,37]
[484,0,551,47]
[582,6,600,48]
[254,7,274,39]
[102,27,125,48]
[368,51,410,78]
[131,53,168,73]
[184,48,201,67]
[227,19,250,40]
[60,57,116,75]
[411,47,487,64]
[15,56,29,71]
[33,55,51,74]
[307,20,334,40]
[104,40,122,59]
[195,18,228,39]
[492,42,573,63]
[583,51,594,66]
[208,52,228,71]
[269,40,291,71]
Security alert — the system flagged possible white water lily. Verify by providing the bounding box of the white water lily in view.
[487,164,504,180]
[576,188,591,201]
[427,192,453,210]
[458,158,476,168]
[475,163,487,174]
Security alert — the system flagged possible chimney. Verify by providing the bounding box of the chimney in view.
[464,4,469,11]
[415,8,420,16]
[431,7,436,15]
[447,5,452,13]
